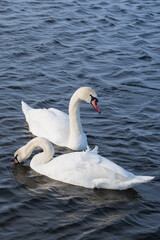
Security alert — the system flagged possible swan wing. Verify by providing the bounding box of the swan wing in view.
[81,152,154,189]
[36,152,133,188]
[22,102,69,146]
[82,151,133,178]
[33,150,154,190]
[48,107,69,122]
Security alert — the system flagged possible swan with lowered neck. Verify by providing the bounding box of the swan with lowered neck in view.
[21,87,100,151]
[14,137,154,190]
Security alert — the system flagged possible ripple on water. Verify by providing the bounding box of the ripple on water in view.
[0,0,160,239]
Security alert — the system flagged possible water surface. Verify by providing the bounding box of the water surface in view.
[0,0,160,239]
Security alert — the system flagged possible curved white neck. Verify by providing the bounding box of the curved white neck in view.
[22,138,54,169]
[68,92,83,138]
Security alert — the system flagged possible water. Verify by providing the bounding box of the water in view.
[0,0,160,239]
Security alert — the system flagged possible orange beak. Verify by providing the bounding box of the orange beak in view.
[91,99,101,113]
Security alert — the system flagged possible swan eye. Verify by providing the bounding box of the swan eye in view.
[14,154,18,160]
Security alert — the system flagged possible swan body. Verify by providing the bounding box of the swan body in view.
[14,137,154,190]
[22,87,100,151]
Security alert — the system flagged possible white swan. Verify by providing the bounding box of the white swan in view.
[14,137,154,190]
[21,87,100,151]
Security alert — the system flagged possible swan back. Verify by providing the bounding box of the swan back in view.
[38,148,154,190]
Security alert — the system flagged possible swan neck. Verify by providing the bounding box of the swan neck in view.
[69,92,83,135]
[24,138,54,168]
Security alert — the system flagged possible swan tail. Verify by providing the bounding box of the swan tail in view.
[120,175,155,190]
[93,176,154,190]
[133,175,154,184]
[21,101,32,115]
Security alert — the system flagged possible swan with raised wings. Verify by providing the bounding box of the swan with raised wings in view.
[14,137,154,190]
[22,87,100,150]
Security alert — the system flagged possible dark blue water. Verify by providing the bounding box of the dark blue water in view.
[0,0,160,239]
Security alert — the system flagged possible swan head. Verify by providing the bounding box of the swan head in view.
[14,137,55,165]
[14,146,27,164]
[77,87,100,113]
